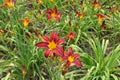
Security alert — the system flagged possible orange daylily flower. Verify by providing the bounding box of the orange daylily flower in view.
[36,0,43,4]
[96,14,105,22]
[66,31,76,40]
[19,18,32,27]
[3,0,15,7]
[92,0,101,9]
[74,10,85,19]
[78,12,84,19]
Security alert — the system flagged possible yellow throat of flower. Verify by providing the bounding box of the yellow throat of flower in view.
[68,55,74,62]
[79,15,83,19]
[48,40,57,50]
[98,17,103,23]
[51,13,56,18]
[23,19,29,27]
[69,35,74,39]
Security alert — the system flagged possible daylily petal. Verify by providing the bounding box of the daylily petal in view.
[54,46,64,56]
[43,36,50,42]
[44,49,51,58]
[55,13,62,21]
[50,31,58,41]
[55,16,60,21]
[53,6,57,13]
[35,42,48,48]
[57,38,64,44]
[63,52,68,59]
[74,53,80,59]
[66,61,71,67]
[45,9,53,14]
[47,15,52,20]
[68,47,73,55]
[74,59,82,67]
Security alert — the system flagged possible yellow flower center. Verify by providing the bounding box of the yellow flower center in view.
[69,35,74,39]
[68,55,74,62]
[98,17,103,23]
[79,15,83,19]
[23,18,29,27]
[79,13,84,19]
[48,41,57,50]
[51,13,56,18]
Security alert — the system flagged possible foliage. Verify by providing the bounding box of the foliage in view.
[0,0,120,80]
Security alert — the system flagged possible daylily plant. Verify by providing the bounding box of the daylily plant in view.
[35,31,64,58]
[45,6,62,21]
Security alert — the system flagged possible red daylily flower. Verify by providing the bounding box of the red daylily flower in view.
[96,14,105,22]
[92,0,101,9]
[63,47,82,67]
[45,6,62,21]
[66,31,76,40]
[35,31,64,58]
